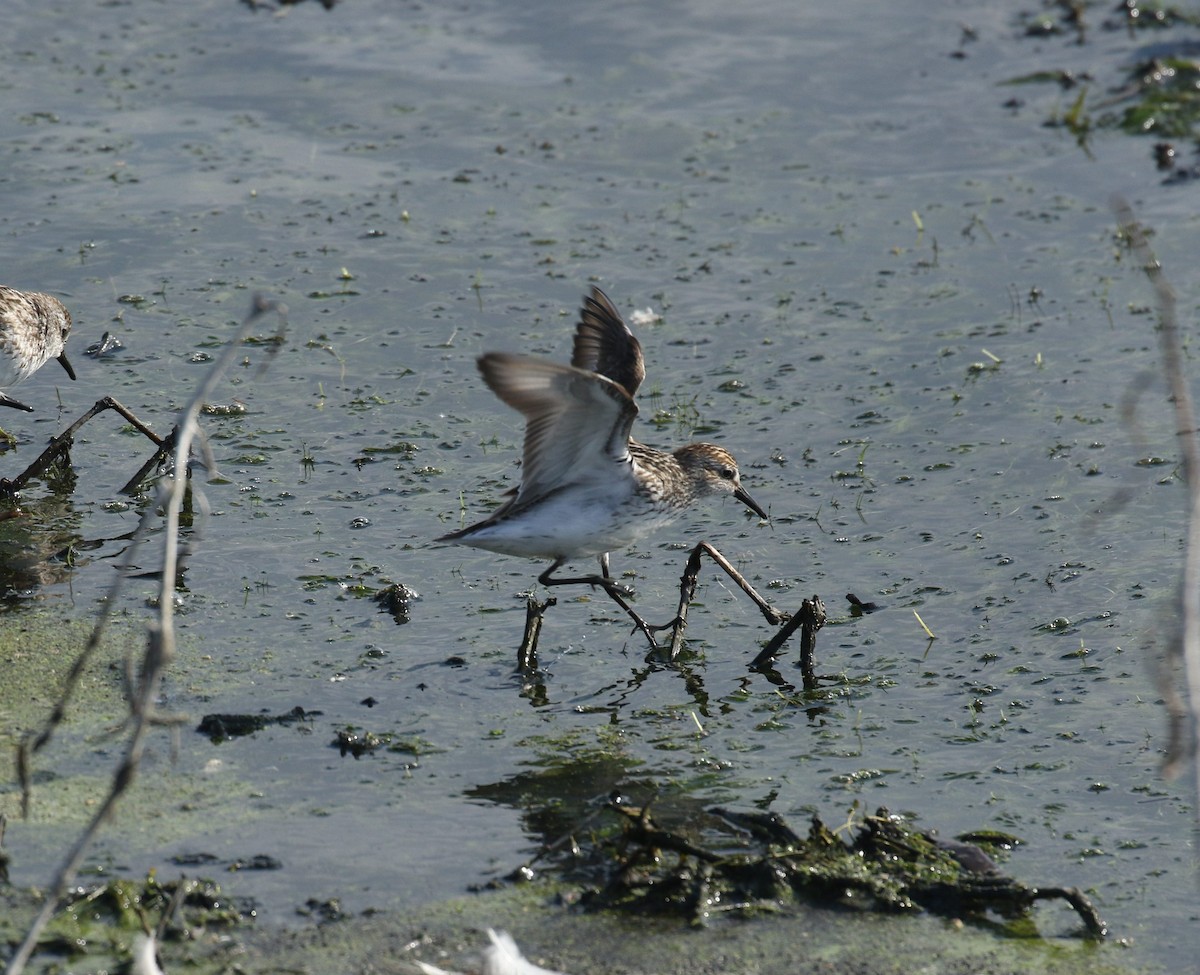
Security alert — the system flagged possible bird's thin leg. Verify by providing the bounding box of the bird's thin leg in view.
[654,541,790,660]
[539,557,636,596]
[539,558,659,648]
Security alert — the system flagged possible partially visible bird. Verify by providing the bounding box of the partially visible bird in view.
[0,286,76,412]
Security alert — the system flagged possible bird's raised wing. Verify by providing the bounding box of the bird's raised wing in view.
[571,286,645,398]
[477,353,637,505]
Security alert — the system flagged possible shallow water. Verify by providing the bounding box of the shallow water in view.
[0,1,1196,972]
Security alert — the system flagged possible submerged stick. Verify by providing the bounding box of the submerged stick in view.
[750,594,826,686]
[517,595,556,671]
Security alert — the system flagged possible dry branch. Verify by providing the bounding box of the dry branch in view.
[1111,197,1199,803]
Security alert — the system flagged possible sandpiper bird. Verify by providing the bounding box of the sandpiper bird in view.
[439,286,784,656]
[0,286,76,412]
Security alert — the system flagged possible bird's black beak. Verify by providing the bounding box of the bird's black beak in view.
[735,485,768,521]
[57,352,76,381]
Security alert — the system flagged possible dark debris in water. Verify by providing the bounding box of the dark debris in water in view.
[229,854,284,872]
[84,331,123,357]
[201,400,248,416]
[197,705,322,742]
[540,798,1107,939]
[243,0,337,10]
[334,727,387,758]
[845,591,882,615]
[169,851,281,873]
[297,897,346,922]
[374,581,418,623]
[331,727,438,760]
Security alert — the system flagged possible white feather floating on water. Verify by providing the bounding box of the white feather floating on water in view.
[628,307,662,328]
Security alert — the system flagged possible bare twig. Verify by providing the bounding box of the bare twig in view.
[5,296,287,975]
[1112,197,1199,801]
[0,395,166,498]
[750,595,826,685]
[660,541,790,660]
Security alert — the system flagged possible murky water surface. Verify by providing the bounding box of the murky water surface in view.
[1,1,1196,972]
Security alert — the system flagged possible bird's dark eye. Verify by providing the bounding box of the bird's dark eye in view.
[720,467,736,480]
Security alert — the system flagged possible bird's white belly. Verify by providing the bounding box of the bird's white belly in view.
[453,483,677,561]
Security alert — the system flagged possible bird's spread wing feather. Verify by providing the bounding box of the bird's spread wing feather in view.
[477,353,637,506]
[570,287,644,398]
